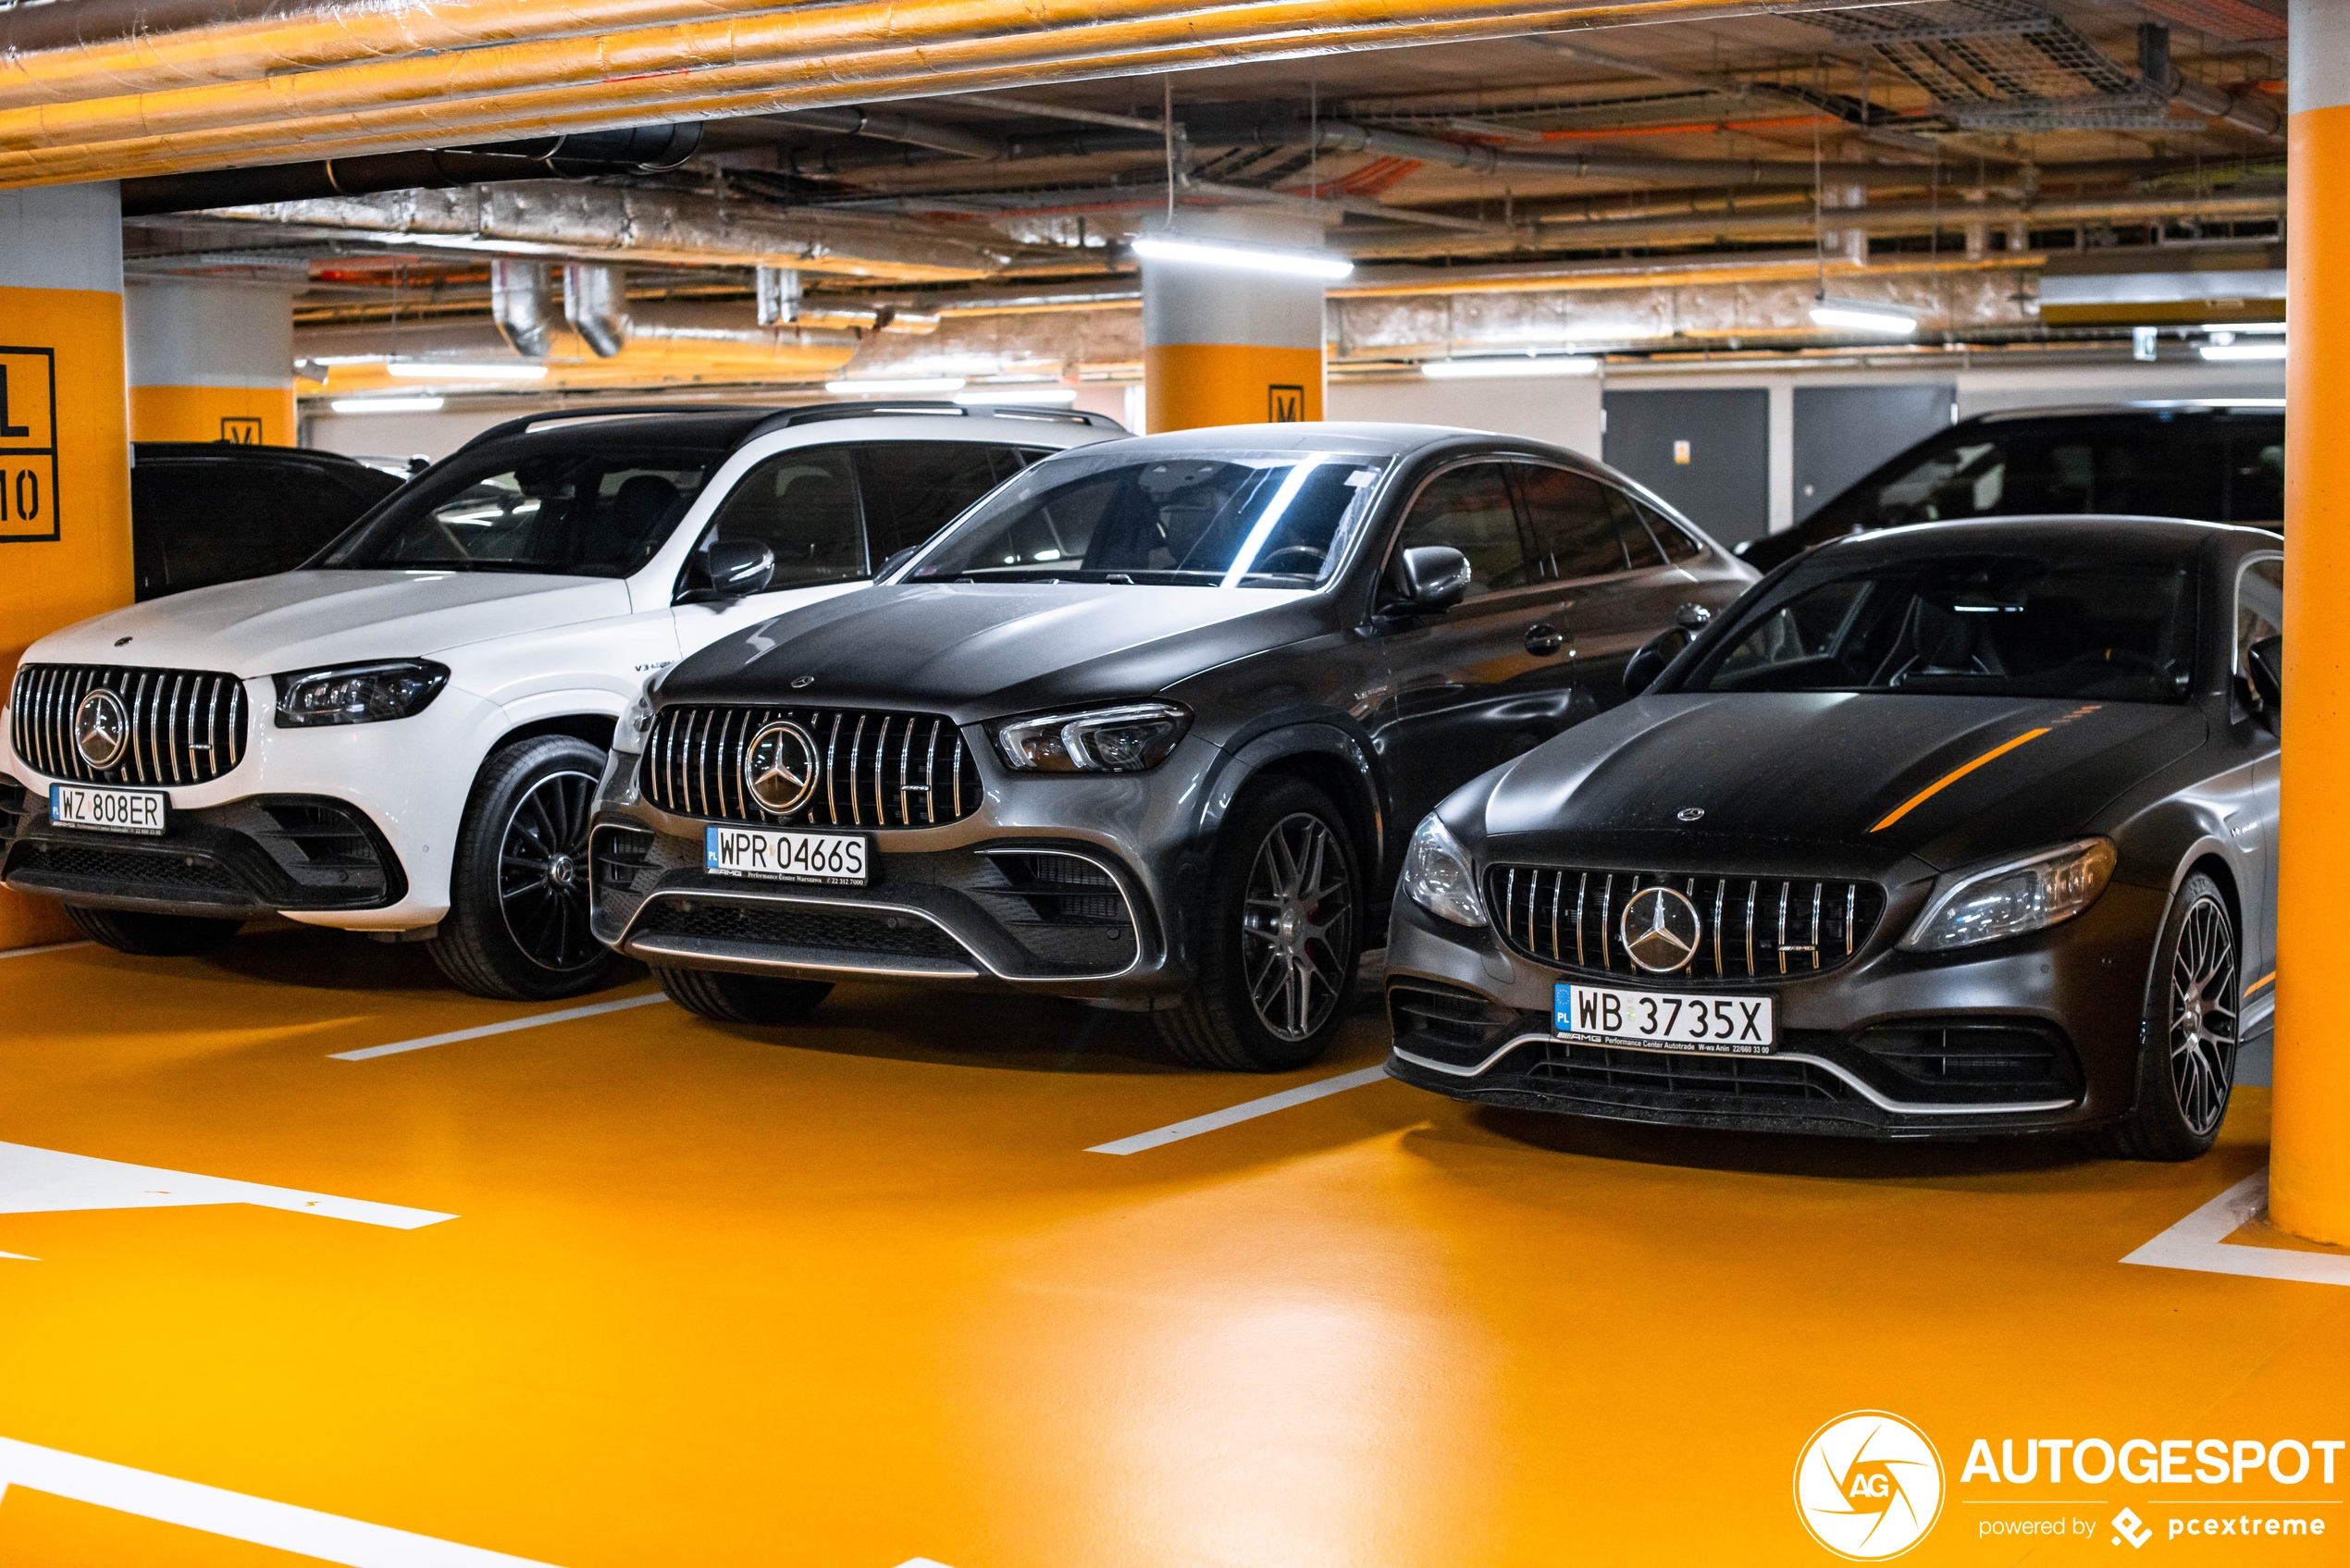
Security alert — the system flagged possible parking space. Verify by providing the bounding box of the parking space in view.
[1,932,2339,1567]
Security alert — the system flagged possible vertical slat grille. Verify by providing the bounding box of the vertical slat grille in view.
[641,704,983,829]
[8,664,249,787]
[1485,862,1886,982]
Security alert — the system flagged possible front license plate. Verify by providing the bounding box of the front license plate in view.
[704,823,869,886]
[1554,982,1775,1055]
[48,783,167,835]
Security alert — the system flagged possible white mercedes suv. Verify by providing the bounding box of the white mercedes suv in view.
[0,402,1119,998]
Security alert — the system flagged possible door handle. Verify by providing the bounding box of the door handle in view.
[1525,623,1565,657]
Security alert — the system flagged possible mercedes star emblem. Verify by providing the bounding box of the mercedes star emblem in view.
[73,688,131,772]
[1620,885,1702,974]
[1676,807,1705,822]
[790,674,816,689]
[742,720,821,815]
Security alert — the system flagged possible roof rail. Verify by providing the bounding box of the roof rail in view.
[457,402,775,451]
[455,398,1129,454]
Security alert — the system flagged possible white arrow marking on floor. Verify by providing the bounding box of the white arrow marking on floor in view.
[0,1437,563,1566]
[0,1142,454,1232]
[1087,1065,1390,1154]
[2122,1167,2350,1287]
[331,993,668,1061]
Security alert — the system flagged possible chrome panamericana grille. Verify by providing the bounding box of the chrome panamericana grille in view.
[9,663,249,786]
[1486,864,1885,982]
[642,705,982,829]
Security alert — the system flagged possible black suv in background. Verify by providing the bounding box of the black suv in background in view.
[589,423,1756,1070]
[1738,401,2284,573]
[132,442,405,600]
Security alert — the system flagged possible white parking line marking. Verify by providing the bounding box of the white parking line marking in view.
[0,1142,454,1230]
[0,1436,563,1566]
[0,940,91,961]
[331,993,668,1061]
[2122,1167,2350,1287]
[1087,1065,1390,1154]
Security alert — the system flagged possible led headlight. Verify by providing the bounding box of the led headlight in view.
[991,702,1190,772]
[1402,813,1487,927]
[273,660,450,728]
[1899,837,2116,953]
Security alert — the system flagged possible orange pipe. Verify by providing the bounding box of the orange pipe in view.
[0,0,1738,185]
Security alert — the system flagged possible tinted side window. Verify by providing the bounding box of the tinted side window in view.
[851,442,1026,561]
[2237,557,2283,678]
[1391,463,1529,599]
[1515,464,1629,580]
[2227,431,2285,524]
[704,447,865,589]
[1631,495,1705,562]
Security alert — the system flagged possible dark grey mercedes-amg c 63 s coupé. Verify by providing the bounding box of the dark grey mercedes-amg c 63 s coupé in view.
[587,423,1752,1071]
[1385,516,2282,1159]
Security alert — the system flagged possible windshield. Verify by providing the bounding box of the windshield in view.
[315,437,731,575]
[1687,552,2196,703]
[904,450,1389,587]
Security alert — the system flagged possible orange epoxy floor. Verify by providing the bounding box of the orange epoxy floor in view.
[0,931,2344,1567]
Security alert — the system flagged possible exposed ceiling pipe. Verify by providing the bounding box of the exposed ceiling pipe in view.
[767,106,1003,160]
[489,258,559,357]
[118,122,701,216]
[563,263,631,356]
[2137,24,2283,141]
[777,126,1162,178]
[155,180,1019,281]
[943,93,1169,135]
[0,0,1896,187]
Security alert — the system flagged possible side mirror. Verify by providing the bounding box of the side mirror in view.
[676,537,774,604]
[1674,601,1713,633]
[2247,635,2282,723]
[874,545,918,580]
[1623,628,1692,698]
[1390,546,1473,614]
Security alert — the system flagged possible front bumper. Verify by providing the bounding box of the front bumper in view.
[1381,874,2164,1139]
[0,773,407,920]
[588,738,1215,1000]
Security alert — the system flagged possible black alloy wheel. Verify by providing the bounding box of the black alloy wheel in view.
[2111,870,2238,1161]
[1155,775,1362,1071]
[432,735,625,1001]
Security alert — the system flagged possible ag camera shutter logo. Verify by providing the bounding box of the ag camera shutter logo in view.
[1794,1410,1946,1560]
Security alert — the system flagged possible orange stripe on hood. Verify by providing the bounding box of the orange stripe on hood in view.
[1868,729,2052,833]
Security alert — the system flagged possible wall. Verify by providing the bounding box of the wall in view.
[1326,374,1604,458]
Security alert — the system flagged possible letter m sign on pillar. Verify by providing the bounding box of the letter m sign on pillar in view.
[0,350,60,543]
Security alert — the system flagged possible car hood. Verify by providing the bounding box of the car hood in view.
[1470,690,2207,874]
[660,581,1321,717]
[23,571,634,676]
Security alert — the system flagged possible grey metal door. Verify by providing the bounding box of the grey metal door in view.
[1602,389,1770,544]
[1794,383,1955,521]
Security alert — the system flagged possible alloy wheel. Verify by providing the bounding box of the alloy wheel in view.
[1240,811,1354,1043]
[2168,892,2238,1137]
[498,768,600,973]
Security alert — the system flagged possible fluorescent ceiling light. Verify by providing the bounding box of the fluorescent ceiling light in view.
[1422,356,1599,379]
[1809,298,1919,336]
[328,396,444,414]
[2200,342,2288,361]
[824,377,967,395]
[386,361,548,381]
[954,387,1079,406]
[1130,233,1355,280]
[2199,321,2286,334]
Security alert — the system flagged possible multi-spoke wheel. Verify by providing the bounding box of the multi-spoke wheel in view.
[1156,776,1363,1071]
[432,735,625,1001]
[2112,870,2238,1161]
[1240,812,1355,1043]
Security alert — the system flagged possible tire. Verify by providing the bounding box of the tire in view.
[65,904,242,957]
[2109,870,2239,1162]
[654,964,833,1025]
[430,735,623,1001]
[1154,775,1363,1071]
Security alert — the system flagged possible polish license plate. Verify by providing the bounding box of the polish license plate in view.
[48,783,167,835]
[704,823,868,886]
[1554,982,1774,1055]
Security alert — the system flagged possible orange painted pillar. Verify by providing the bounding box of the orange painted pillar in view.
[1142,210,1325,432]
[0,181,133,950]
[2273,0,2350,1245]
[126,278,297,446]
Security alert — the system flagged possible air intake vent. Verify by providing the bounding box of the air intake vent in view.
[641,705,982,829]
[1486,864,1885,982]
[10,664,249,786]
